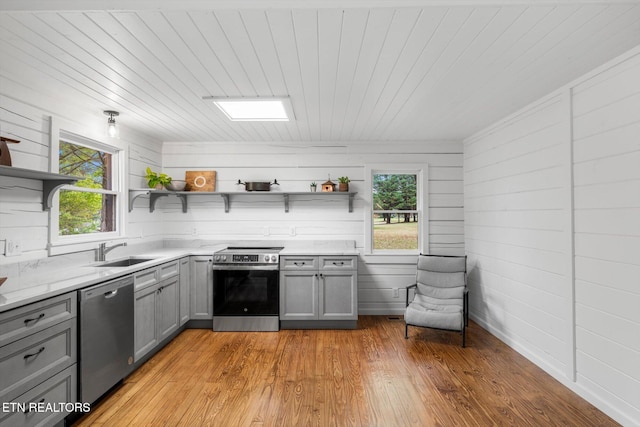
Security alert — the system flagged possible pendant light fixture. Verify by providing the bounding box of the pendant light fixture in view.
[104,110,120,138]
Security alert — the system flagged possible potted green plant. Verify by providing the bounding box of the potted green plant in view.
[310,182,317,192]
[337,176,350,192]
[145,167,172,190]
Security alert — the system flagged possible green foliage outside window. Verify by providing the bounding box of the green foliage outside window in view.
[372,173,419,250]
[59,141,114,236]
[373,174,417,223]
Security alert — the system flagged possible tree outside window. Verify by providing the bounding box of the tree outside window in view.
[372,173,419,250]
[58,140,116,236]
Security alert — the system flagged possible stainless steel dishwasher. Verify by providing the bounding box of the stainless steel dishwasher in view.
[79,275,134,404]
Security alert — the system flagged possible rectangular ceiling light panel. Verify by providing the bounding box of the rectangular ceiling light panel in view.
[205,97,294,121]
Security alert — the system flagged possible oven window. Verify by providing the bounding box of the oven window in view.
[213,270,279,316]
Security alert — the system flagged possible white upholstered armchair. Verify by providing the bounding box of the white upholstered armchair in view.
[404,254,468,347]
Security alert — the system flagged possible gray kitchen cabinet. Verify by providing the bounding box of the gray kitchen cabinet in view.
[134,275,179,362]
[317,256,358,320]
[179,257,190,326]
[156,276,179,342]
[0,292,76,348]
[280,255,358,328]
[134,260,181,362]
[319,270,358,320]
[0,292,77,427]
[190,256,213,320]
[134,284,158,361]
[280,269,318,320]
[134,259,179,291]
[0,365,77,427]
[133,266,159,291]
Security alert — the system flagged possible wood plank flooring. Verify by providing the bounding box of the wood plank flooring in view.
[73,317,618,426]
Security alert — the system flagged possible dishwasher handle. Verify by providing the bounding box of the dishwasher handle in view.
[104,289,118,299]
[79,276,134,301]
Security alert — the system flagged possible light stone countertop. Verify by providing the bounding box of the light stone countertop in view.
[0,249,196,313]
[0,241,358,313]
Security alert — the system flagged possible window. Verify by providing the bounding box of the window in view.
[58,140,115,235]
[50,130,123,251]
[366,165,428,254]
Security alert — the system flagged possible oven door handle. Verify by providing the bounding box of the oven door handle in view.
[212,265,279,271]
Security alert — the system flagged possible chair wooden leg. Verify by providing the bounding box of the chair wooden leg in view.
[461,325,466,348]
[405,324,409,339]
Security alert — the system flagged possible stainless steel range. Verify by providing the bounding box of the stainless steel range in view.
[212,247,283,331]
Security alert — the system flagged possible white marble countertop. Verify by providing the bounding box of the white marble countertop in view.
[0,241,358,313]
[0,249,197,313]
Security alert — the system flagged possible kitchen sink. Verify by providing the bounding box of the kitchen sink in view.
[98,258,156,267]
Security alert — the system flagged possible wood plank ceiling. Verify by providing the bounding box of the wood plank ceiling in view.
[1,1,640,143]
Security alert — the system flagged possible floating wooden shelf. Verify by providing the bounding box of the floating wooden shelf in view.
[129,189,357,213]
[0,165,79,210]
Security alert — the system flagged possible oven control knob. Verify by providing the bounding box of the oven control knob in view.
[222,255,227,261]
[264,255,270,262]
[271,255,277,262]
[214,255,219,261]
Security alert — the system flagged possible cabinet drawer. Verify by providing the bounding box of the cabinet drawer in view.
[134,267,158,290]
[0,319,77,403]
[0,293,76,348]
[158,260,179,280]
[0,364,77,427]
[319,256,357,270]
[280,257,318,270]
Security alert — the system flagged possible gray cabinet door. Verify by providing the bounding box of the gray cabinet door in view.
[0,365,77,427]
[179,257,190,326]
[157,276,179,342]
[190,256,213,320]
[279,270,318,320]
[319,271,357,320]
[134,284,158,362]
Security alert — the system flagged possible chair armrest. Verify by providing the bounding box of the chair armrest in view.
[463,287,469,326]
[406,283,417,307]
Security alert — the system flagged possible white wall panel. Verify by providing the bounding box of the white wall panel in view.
[572,50,640,425]
[0,93,164,269]
[161,139,464,313]
[464,91,572,388]
[465,47,640,426]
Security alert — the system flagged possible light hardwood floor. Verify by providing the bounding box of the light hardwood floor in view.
[73,316,618,426]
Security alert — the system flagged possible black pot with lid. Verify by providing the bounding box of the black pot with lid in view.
[237,179,279,191]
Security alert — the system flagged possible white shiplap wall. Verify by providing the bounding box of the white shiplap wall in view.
[0,87,164,269]
[571,52,640,425]
[464,93,572,374]
[160,140,464,313]
[464,48,640,426]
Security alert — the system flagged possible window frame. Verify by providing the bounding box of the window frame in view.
[365,164,429,256]
[48,117,126,255]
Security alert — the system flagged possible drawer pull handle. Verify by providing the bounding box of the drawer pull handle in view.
[332,262,345,266]
[294,262,306,266]
[24,398,45,414]
[24,313,45,325]
[24,347,45,360]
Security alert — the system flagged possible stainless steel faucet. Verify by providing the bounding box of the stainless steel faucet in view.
[96,242,127,261]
